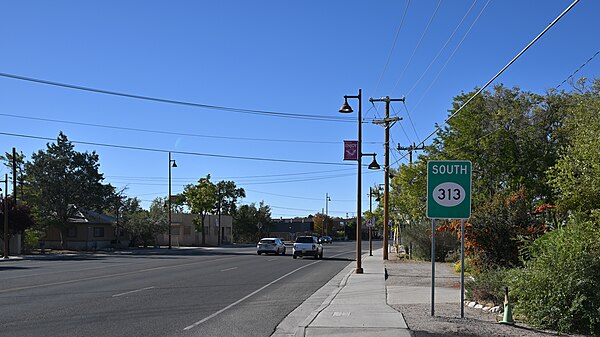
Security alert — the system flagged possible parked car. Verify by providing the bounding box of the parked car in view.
[321,236,333,244]
[292,236,323,259]
[257,238,286,255]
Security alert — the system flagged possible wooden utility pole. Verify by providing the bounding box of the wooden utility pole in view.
[398,143,425,165]
[370,96,405,260]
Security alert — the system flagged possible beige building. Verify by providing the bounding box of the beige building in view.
[157,213,233,247]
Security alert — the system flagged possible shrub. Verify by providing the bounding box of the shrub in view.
[507,220,600,335]
[23,228,43,253]
[465,267,510,305]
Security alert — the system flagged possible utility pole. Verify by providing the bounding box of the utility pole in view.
[370,96,405,260]
[398,143,425,165]
[2,174,8,258]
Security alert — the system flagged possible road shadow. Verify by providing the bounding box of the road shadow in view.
[0,265,37,270]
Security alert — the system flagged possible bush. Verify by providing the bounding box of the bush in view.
[453,256,474,275]
[23,228,43,253]
[403,220,458,261]
[507,220,600,335]
[465,267,510,305]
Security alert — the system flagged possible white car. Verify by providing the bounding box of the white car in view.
[256,238,286,255]
[292,236,323,259]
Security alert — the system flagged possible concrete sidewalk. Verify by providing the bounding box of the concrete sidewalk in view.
[272,248,410,337]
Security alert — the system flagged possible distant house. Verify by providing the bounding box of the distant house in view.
[42,206,118,250]
[269,218,315,241]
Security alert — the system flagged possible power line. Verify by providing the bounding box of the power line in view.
[0,131,354,166]
[373,0,411,94]
[556,49,600,89]
[106,167,356,181]
[0,111,343,145]
[402,101,420,140]
[413,0,580,151]
[391,0,442,92]
[410,0,491,114]
[401,0,479,97]
[0,72,353,123]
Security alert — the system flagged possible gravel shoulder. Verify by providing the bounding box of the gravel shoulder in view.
[384,256,589,337]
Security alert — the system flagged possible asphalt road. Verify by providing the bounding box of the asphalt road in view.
[0,241,358,337]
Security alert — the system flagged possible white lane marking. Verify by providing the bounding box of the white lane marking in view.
[112,286,155,297]
[183,250,352,331]
[0,256,238,294]
[220,267,238,272]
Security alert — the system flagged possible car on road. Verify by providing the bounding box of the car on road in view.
[257,238,286,255]
[321,236,333,244]
[292,236,323,259]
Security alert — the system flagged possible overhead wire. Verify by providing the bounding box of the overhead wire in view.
[0,131,354,166]
[410,0,491,113]
[0,72,353,123]
[401,0,479,97]
[391,0,442,93]
[0,111,349,145]
[402,101,420,140]
[556,49,600,89]
[391,0,581,167]
[373,0,411,94]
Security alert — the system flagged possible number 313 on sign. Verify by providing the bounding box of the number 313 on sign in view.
[432,182,465,207]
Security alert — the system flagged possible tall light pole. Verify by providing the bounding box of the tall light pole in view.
[370,96,405,260]
[340,89,380,274]
[324,193,331,236]
[1,174,8,259]
[168,152,177,249]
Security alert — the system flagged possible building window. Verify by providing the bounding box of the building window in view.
[67,226,77,238]
[93,227,104,238]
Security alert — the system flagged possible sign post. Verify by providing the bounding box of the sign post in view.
[426,160,472,317]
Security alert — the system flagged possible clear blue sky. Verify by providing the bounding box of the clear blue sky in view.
[0,1,598,219]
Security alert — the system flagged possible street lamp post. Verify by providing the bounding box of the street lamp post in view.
[340,89,380,274]
[324,193,331,236]
[1,174,8,259]
[168,152,177,249]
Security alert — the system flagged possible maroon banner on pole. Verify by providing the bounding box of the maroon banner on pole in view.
[344,140,358,161]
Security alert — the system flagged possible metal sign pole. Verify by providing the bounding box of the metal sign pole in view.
[461,218,465,318]
[431,218,436,316]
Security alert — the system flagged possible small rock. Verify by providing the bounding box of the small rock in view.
[483,306,492,312]
[474,304,484,309]
[467,301,477,308]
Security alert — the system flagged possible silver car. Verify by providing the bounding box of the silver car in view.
[256,238,286,255]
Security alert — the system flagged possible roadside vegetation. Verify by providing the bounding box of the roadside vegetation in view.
[383,78,600,335]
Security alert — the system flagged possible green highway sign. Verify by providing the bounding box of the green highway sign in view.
[427,160,472,219]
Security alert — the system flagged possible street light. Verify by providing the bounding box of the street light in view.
[1,174,8,259]
[339,89,380,274]
[168,152,177,249]
[324,193,331,236]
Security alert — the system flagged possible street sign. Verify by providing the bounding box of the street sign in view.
[366,219,374,227]
[426,160,472,219]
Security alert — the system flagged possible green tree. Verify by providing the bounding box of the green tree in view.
[432,85,562,204]
[121,197,168,248]
[547,79,600,217]
[23,132,114,247]
[232,202,271,242]
[182,174,217,246]
[508,220,600,335]
[215,180,245,215]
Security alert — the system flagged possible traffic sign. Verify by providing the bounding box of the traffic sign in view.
[426,160,472,219]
